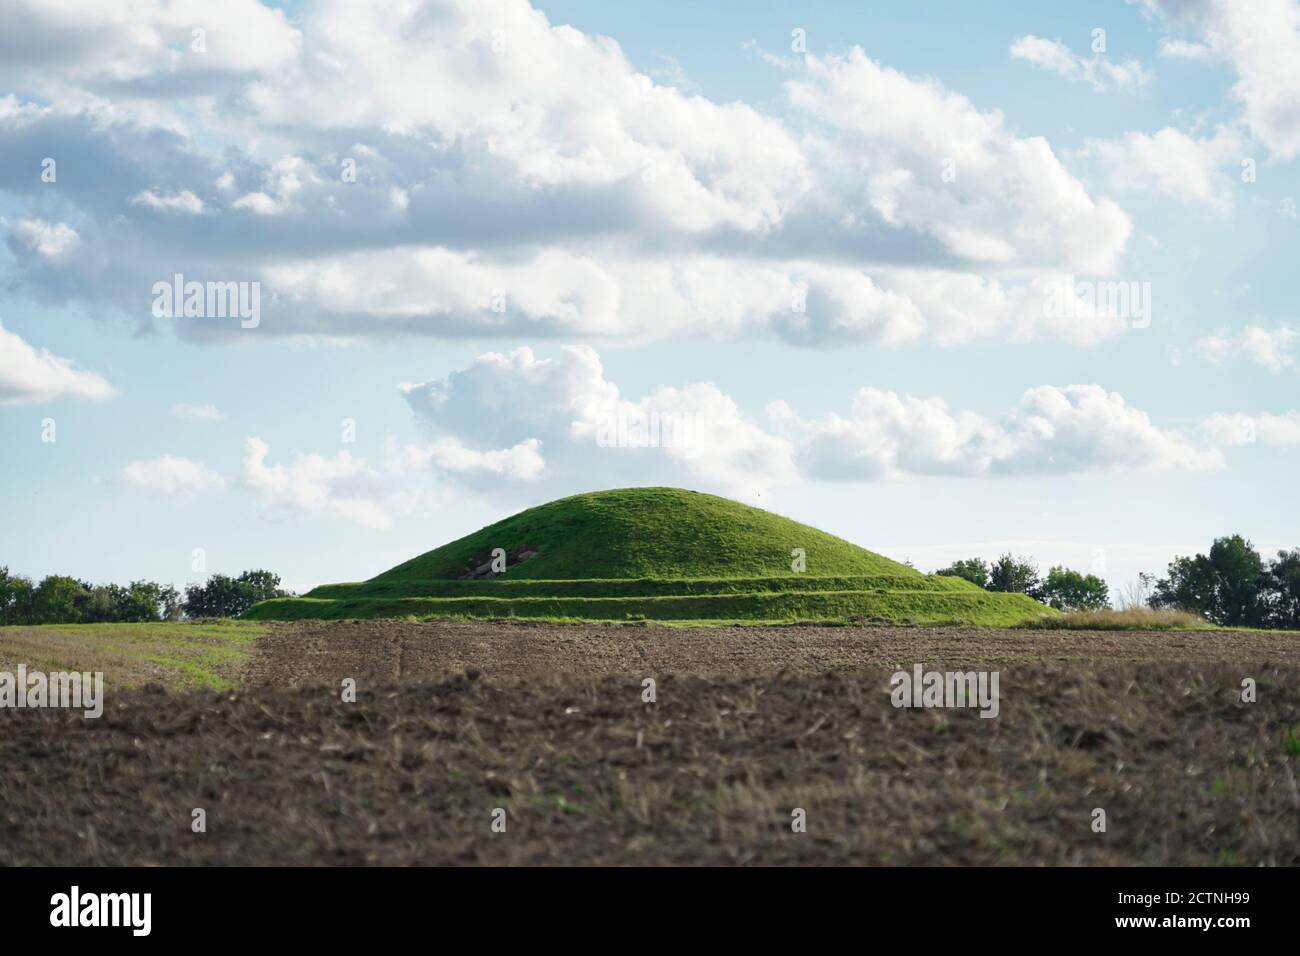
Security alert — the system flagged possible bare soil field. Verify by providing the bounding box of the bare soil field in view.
[3,621,1298,866]
[243,619,1300,686]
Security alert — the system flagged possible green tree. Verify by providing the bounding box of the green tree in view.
[74,583,119,623]
[183,574,241,618]
[1209,535,1264,626]
[935,558,989,589]
[1263,549,1300,629]
[2,567,246,624]
[236,569,285,605]
[160,585,183,621]
[183,570,287,619]
[1151,535,1265,626]
[31,575,88,624]
[1151,554,1215,615]
[1040,566,1110,611]
[987,554,1042,599]
[116,581,169,622]
[0,567,36,625]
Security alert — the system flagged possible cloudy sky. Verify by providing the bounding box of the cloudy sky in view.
[1,0,1297,595]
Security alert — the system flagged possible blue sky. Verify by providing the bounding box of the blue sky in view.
[1,0,1297,596]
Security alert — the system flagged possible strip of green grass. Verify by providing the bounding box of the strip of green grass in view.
[307,573,982,600]
[0,621,269,690]
[245,589,1052,627]
[1017,608,1300,634]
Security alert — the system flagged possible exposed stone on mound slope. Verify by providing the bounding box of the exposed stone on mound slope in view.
[459,546,539,580]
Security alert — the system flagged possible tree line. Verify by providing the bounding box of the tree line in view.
[935,534,1300,628]
[1147,535,1300,628]
[934,555,1110,611]
[0,568,289,626]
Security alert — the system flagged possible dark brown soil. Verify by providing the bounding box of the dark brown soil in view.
[4,621,1298,866]
[243,619,1300,687]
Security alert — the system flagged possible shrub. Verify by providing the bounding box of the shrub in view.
[935,558,989,589]
[183,570,288,619]
[1040,566,1110,612]
[1021,608,1208,631]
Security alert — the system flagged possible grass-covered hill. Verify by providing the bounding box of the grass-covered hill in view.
[246,487,1052,626]
[376,487,916,581]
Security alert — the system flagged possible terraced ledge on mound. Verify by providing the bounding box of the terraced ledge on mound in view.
[247,487,1055,626]
[305,574,983,599]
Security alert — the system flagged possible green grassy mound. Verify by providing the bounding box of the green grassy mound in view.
[373,487,917,581]
[247,487,1054,626]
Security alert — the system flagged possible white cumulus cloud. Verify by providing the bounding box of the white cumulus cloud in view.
[9,217,79,258]
[1194,324,1297,373]
[399,346,798,499]
[1200,411,1300,446]
[787,48,1132,275]
[172,403,224,421]
[396,347,1222,494]
[241,437,393,529]
[1082,126,1242,213]
[1142,0,1300,160]
[119,455,226,494]
[0,0,1135,348]
[1010,35,1150,91]
[771,384,1221,479]
[0,322,115,404]
[130,190,204,214]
